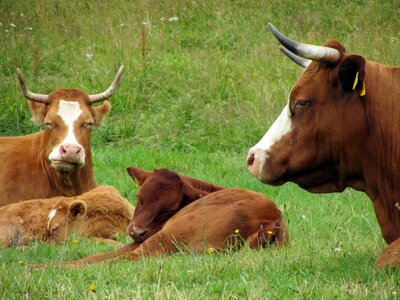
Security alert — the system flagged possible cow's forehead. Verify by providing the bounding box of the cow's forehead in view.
[57,100,82,122]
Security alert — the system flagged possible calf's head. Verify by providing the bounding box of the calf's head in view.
[126,167,210,243]
[247,24,368,193]
[47,200,87,243]
[17,66,123,173]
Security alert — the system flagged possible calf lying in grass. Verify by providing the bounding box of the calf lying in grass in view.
[35,167,288,268]
[0,186,134,247]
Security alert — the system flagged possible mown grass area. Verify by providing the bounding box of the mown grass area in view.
[1,0,400,298]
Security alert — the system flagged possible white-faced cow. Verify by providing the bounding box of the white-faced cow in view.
[0,66,123,206]
[246,24,400,268]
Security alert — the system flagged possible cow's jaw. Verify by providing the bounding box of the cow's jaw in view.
[247,104,292,183]
[48,101,85,172]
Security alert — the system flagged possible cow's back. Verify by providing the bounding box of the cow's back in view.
[160,188,287,251]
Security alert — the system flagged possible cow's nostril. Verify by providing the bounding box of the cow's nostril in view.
[247,152,255,168]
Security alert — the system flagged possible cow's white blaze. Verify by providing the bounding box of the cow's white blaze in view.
[248,104,293,176]
[47,208,57,230]
[48,100,84,163]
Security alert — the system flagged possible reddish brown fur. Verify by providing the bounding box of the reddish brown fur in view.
[36,167,288,269]
[0,185,134,247]
[249,37,400,268]
[0,88,111,206]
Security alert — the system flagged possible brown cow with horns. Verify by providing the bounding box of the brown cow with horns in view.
[246,24,400,268]
[0,66,123,206]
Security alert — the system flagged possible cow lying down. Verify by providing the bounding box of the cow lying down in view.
[0,186,134,247]
[37,167,289,268]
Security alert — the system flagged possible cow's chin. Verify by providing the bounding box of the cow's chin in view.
[51,160,84,173]
[261,163,342,194]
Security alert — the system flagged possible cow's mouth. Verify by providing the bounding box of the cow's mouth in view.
[51,160,84,172]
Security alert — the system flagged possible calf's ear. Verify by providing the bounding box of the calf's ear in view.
[28,101,47,124]
[93,101,112,127]
[337,55,366,96]
[127,167,152,186]
[69,201,87,219]
[182,180,210,203]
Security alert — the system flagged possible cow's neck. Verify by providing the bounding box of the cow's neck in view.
[361,61,400,244]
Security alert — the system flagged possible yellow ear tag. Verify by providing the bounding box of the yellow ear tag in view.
[352,72,359,90]
[360,82,366,96]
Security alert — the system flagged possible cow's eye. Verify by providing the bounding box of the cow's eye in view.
[294,100,312,110]
[44,122,56,129]
[83,122,94,128]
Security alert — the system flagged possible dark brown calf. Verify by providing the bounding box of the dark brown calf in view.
[37,167,288,268]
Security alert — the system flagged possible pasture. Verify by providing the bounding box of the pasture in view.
[1,0,399,298]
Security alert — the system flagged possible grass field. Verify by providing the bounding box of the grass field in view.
[1,0,400,298]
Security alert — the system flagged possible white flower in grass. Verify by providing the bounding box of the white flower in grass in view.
[26,27,32,31]
[0,22,3,26]
[85,53,93,61]
[168,16,179,22]
[120,23,125,27]
[160,17,166,21]
[20,13,25,17]
[10,23,16,28]
[5,29,9,32]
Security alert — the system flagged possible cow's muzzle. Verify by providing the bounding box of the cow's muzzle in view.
[50,143,85,172]
[127,224,149,243]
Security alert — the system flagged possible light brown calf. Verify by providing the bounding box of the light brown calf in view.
[0,185,134,247]
[41,167,288,268]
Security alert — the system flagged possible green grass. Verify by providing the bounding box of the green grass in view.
[1,0,400,298]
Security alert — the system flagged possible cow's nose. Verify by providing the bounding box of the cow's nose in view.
[246,151,255,168]
[60,144,83,156]
[127,224,148,242]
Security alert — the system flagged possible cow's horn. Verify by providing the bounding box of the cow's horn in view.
[268,23,340,64]
[278,46,311,68]
[16,68,50,103]
[88,65,124,103]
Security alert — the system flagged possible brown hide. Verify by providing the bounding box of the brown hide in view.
[375,237,400,269]
[126,167,223,242]
[0,186,134,247]
[35,168,288,269]
[0,69,119,206]
[247,28,400,251]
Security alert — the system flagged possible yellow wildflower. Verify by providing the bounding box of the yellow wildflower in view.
[89,283,96,293]
[234,229,240,234]
[72,240,78,244]
[267,231,273,235]
[18,260,24,266]
[207,247,215,254]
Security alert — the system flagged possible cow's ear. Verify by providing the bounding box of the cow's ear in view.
[93,101,112,127]
[127,167,151,186]
[182,180,209,204]
[337,55,366,96]
[28,101,47,124]
[69,201,87,219]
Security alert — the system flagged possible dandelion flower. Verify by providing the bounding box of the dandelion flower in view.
[72,239,78,244]
[207,247,215,254]
[234,229,239,234]
[18,260,24,265]
[267,231,273,235]
[89,283,96,293]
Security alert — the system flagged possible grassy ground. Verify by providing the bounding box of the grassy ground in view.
[1,0,400,298]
